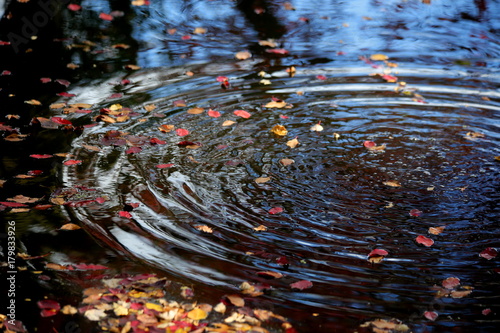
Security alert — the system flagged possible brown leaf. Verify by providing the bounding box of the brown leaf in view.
[226,295,245,307]
[450,289,472,298]
[50,102,66,109]
[194,225,213,233]
[7,194,39,204]
[253,225,267,232]
[59,223,81,230]
[235,51,252,60]
[143,104,157,112]
[25,99,42,105]
[383,180,401,187]
[265,100,287,108]
[158,124,175,132]
[428,226,445,235]
[187,107,204,114]
[255,177,271,184]
[280,158,295,166]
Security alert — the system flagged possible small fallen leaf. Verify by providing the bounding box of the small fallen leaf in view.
[363,140,386,151]
[442,277,460,289]
[226,295,245,307]
[265,100,287,108]
[193,27,207,34]
[383,180,401,187]
[268,207,283,215]
[271,124,288,136]
[253,225,267,231]
[222,120,236,126]
[235,50,252,60]
[234,110,251,118]
[144,104,157,112]
[479,247,497,260]
[176,128,189,136]
[156,163,174,169]
[63,159,82,166]
[424,311,438,321]
[416,235,434,247]
[409,209,422,217]
[207,109,221,117]
[61,304,78,315]
[428,226,445,235]
[84,308,107,321]
[25,99,42,105]
[286,137,299,148]
[158,124,175,132]
[255,177,271,184]
[195,225,213,233]
[290,280,313,290]
[280,158,295,166]
[450,290,472,298]
[188,107,204,114]
[59,223,81,230]
[188,307,208,320]
[370,54,388,61]
[257,271,283,279]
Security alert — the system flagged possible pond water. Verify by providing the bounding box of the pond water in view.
[1,0,500,332]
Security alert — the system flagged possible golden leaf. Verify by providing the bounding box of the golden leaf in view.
[61,305,78,315]
[271,124,288,136]
[428,226,445,235]
[125,64,141,70]
[370,54,389,61]
[158,124,175,132]
[187,307,208,320]
[50,103,66,109]
[265,101,287,108]
[145,302,163,312]
[235,51,252,60]
[195,225,213,233]
[222,120,236,126]
[25,99,41,105]
[143,104,156,112]
[255,177,271,184]
[193,27,207,34]
[286,137,299,148]
[280,158,295,166]
[109,104,123,111]
[258,39,277,48]
[450,290,472,298]
[187,107,204,114]
[59,223,81,231]
[7,194,39,204]
[253,225,267,232]
[67,63,79,69]
[383,181,401,187]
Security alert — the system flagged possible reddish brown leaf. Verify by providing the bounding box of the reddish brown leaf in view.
[176,128,189,136]
[409,209,422,217]
[268,207,283,215]
[442,277,460,289]
[156,164,174,169]
[290,280,313,290]
[416,235,434,247]
[150,138,166,145]
[57,92,76,97]
[126,146,142,154]
[216,76,228,82]
[316,75,327,80]
[424,311,438,321]
[266,48,289,55]
[234,110,251,118]
[479,247,497,260]
[0,202,28,207]
[368,249,388,257]
[63,159,82,166]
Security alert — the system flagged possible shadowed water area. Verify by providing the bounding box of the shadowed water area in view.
[1,0,500,332]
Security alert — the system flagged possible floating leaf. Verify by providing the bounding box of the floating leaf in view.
[59,223,81,230]
[450,289,472,298]
[150,138,166,145]
[268,207,283,215]
[271,124,288,136]
[51,117,72,125]
[195,225,213,233]
[73,263,108,270]
[235,50,252,60]
[207,109,221,117]
[286,137,299,148]
[316,75,327,80]
[226,295,245,307]
[187,107,204,114]
[428,226,445,235]
[99,12,114,21]
[119,211,132,219]
[479,247,497,260]
[158,124,175,132]
[63,159,82,166]
[442,277,461,289]
[25,99,42,105]
[125,147,142,154]
[257,271,283,279]
[368,249,388,257]
[416,235,434,247]
[290,280,313,290]
[176,128,189,136]
[409,209,422,217]
[255,177,271,184]
[84,309,107,321]
[310,122,324,132]
[363,140,386,151]
[280,158,295,166]
[156,163,174,169]
[234,110,251,118]
[383,180,401,187]
[370,54,388,61]
[253,225,267,232]
[265,100,287,108]
[143,104,156,112]
[222,120,236,126]
[193,27,207,34]
[424,311,438,321]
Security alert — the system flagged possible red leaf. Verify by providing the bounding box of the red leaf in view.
[363,141,376,148]
[56,79,71,87]
[181,35,191,40]
[57,92,76,97]
[0,202,28,207]
[479,247,497,260]
[108,93,123,99]
[268,207,283,215]
[176,128,189,136]
[368,249,388,257]
[40,77,52,83]
[424,311,438,321]
[382,74,398,82]
[63,160,82,166]
[30,154,53,159]
[279,115,289,119]
[121,79,131,85]
[290,280,313,290]
[28,170,44,175]
[73,263,109,270]
[442,277,460,289]
[99,13,114,21]
[266,48,289,55]
[126,146,142,154]
[416,235,434,247]
[1,70,12,76]
[177,141,197,147]
[156,164,174,169]
[0,41,11,45]
[316,75,327,80]
[119,211,132,218]
[216,76,228,82]
[68,4,82,11]
[150,138,166,145]
[40,309,58,317]
[207,109,221,118]
[276,256,289,265]
[234,110,251,118]
[409,209,422,217]
[482,308,492,316]
[37,299,61,311]
[51,117,72,125]
[95,197,107,204]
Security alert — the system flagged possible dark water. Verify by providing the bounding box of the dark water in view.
[2,0,500,332]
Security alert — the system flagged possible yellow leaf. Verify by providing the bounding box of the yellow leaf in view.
[125,64,141,70]
[383,181,401,187]
[187,107,204,114]
[193,27,207,34]
[310,122,324,132]
[255,177,271,184]
[50,103,66,109]
[144,104,157,112]
[145,302,163,312]
[271,124,288,136]
[428,226,446,235]
[222,120,236,126]
[235,51,252,60]
[195,225,213,233]
[370,54,389,61]
[253,225,267,231]
[258,39,277,48]
[25,99,42,105]
[109,104,122,111]
[286,137,299,148]
[187,307,208,320]
[260,79,271,85]
[61,305,78,315]
[213,302,226,314]
[82,144,101,152]
[265,101,287,108]
[114,304,129,316]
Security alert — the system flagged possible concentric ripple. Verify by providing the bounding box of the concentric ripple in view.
[62,60,500,330]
